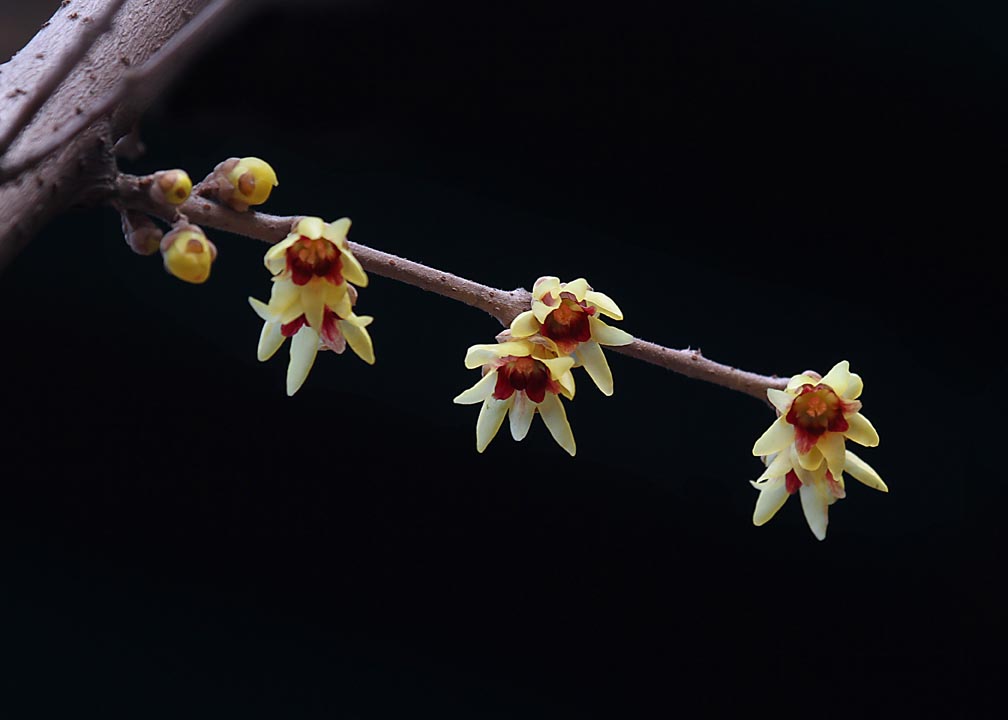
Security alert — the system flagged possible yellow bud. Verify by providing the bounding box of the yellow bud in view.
[225,157,278,207]
[151,169,192,205]
[160,224,217,284]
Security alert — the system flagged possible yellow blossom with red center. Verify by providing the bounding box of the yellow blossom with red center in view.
[750,361,886,540]
[453,339,577,455]
[509,276,633,396]
[249,216,373,395]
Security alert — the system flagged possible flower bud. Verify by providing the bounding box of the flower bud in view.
[150,169,192,205]
[120,210,162,256]
[208,156,278,211]
[160,223,217,284]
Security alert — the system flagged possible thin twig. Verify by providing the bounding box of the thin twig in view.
[113,172,788,401]
[0,0,248,184]
[0,0,129,158]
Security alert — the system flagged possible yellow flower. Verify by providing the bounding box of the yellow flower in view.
[509,276,633,396]
[209,156,278,211]
[453,339,577,456]
[249,278,374,396]
[750,360,886,540]
[249,217,373,395]
[160,223,216,284]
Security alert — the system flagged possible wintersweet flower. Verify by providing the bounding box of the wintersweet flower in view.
[150,169,192,206]
[249,277,375,396]
[750,360,886,539]
[453,339,578,456]
[208,156,278,211]
[509,276,633,395]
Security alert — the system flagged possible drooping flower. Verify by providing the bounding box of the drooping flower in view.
[453,339,577,456]
[509,276,633,395]
[750,360,886,539]
[249,216,373,395]
[160,223,216,284]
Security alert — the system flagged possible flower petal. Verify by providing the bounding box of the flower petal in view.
[844,412,880,447]
[286,326,320,396]
[339,317,375,364]
[588,316,633,346]
[786,374,818,392]
[583,290,623,320]
[340,248,368,287]
[752,416,795,456]
[799,481,830,541]
[453,369,498,405]
[324,281,353,319]
[294,216,325,240]
[249,296,272,322]
[509,310,540,339]
[563,278,591,301]
[464,341,533,369]
[796,444,824,471]
[820,360,853,396]
[509,393,535,441]
[257,321,285,361]
[767,388,794,415]
[576,341,614,396]
[537,393,576,456]
[752,477,790,526]
[476,397,511,452]
[845,450,888,492]
[320,217,351,242]
[818,432,846,479]
[539,355,576,380]
[300,280,326,330]
[264,234,298,275]
[757,450,793,481]
[532,276,560,301]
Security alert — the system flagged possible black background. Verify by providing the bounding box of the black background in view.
[1,1,999,716]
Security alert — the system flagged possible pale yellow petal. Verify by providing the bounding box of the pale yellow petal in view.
[300,280,326,330]
[846,372,864,400]
[324,282,352,319]
[509,310,540,339]
[844,412,880,447]
[799,481,830,541]
[532,276,560,301]
[286,326,320,396]
[278,296,304,324]
[757,450,793,481]
[555,370,576,400]
[294,216,325,240]
[752,477,790,526]
[796,445,824,471]
[563,278,590,301]
[340,248,368,287]
[453,369,498,405]
[321,217,351,242]
[532,300,553,324]
[539,355,576,380]
[752,416,795,456]
[583,290,622,320]
[845,450,888,492]
[339,318,375,364]
[820,360,853,396]
[476,397,511,452]
[588,316,633,346]
[767,388,794,415]
[256,321,285,361]
[464,341,533,369]
[786,374,818,392]
[509,393,535,441]
[249,296,272,322]
[264,234,298,275]
[537,393,576,456]
[818,432,846,479]
[576,341,613,396]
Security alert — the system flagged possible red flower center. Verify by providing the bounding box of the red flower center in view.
[286,236,343,286]
[540,294,594,352]
[493,356,553,403]
[786,383,852,453]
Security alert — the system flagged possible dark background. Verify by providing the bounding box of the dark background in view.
[1,1,999,716]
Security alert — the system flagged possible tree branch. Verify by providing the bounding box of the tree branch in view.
[0,0,129,158]
[114,172,788,401]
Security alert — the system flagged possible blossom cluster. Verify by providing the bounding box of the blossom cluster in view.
[454,276,633,455]
[750,360,886,540]
[249,216,375,395]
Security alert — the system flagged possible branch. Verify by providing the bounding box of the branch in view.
[0,0,247,184]
[114,173,788,401]
[0,0,129,158]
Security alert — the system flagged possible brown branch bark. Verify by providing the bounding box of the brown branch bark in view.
[114,173,788,401]
[0,0,218,272]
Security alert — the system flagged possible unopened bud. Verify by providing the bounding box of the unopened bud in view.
[160,223,217,284]
[150,169,192,205]
[120,210,162,256]
[208,156,278,211]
